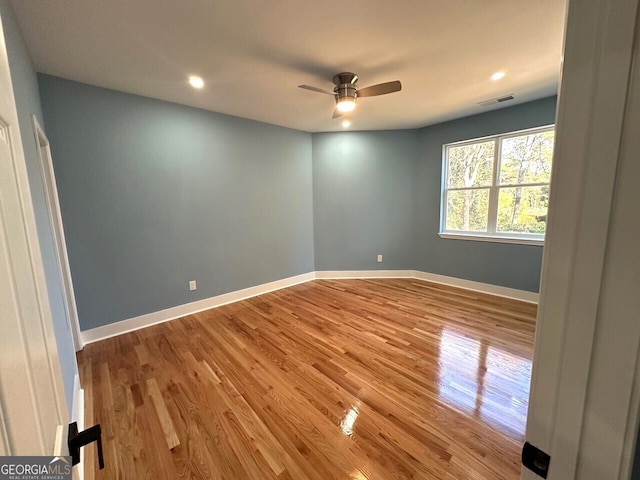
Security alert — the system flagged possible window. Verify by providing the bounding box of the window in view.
[440,125,555,244]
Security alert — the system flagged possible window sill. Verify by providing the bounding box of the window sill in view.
[438,232,544,246]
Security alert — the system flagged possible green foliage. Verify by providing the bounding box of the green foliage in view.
[497,186,549,234]
[446,189,489,231]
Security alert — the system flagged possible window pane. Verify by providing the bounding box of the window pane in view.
[499,131,554,185]
[447,141,494,188]
[497,186,550,234]
[446,188,489,232]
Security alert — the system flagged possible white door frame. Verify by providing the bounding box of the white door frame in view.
[523,0,640,479]
[32,115,83,351]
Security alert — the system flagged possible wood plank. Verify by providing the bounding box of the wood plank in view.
[146,378,180,450]
[79,278,536,479]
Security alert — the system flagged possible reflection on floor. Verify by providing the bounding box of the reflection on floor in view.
[79,278,537,480]
[439,329,531,438]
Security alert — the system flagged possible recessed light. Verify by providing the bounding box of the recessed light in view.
[342,120,351,128]
[491,71,506,81]
[188,75,204,89]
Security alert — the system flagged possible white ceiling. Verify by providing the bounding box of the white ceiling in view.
[9,0,566,133]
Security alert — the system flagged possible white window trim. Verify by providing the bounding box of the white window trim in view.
[440,124,555,245]
[438,232,544,246]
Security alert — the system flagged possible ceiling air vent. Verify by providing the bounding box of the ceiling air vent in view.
[478,94,515,107]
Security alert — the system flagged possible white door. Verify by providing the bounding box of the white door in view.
[0,12,69,456]
[523,0,640,478]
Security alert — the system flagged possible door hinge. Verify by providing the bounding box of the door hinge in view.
[522,441,550,478]
[67,422,104,470]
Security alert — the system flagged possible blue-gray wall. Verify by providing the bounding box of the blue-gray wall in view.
[413,97,557,292]
[38,75,314,331]
[313,131,418,270]
[311,97,556,292]
[0,0,77,413]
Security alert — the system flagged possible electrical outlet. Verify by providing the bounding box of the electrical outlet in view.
[377,254,383,263]
[189,280,197,291]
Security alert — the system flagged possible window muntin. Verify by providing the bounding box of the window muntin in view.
[441,126,555,242]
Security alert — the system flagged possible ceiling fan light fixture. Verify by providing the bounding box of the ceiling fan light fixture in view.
[336,98,356,112]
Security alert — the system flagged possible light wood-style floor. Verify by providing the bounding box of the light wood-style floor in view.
[78,278,537,480]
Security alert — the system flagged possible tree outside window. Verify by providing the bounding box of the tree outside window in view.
[442,126,555,242]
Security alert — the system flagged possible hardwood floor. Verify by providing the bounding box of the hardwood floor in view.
[78,278,537,480]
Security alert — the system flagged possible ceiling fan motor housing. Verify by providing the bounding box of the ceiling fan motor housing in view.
[334,83,358,101]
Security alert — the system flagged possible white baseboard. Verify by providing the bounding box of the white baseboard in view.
[80,269,538,344]
[411,270,539,304]
[81,272,315,344]
[316,269,539,303]
[315,270,416,279]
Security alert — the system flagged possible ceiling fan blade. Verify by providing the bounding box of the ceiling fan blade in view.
[298,85,336,95]
[332,108,343,119]
[357,80,402,98]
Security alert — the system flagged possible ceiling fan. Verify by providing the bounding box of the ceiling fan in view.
[298,72,402,119]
